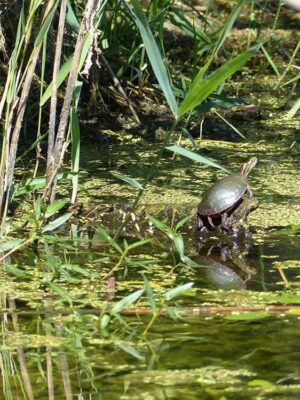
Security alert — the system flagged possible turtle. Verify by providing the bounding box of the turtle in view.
[197,157,257,231]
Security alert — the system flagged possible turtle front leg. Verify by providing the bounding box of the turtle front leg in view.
[208,216,216,229]
[247,188,253,198]
[220,212,230,231]
[196,215,204,230]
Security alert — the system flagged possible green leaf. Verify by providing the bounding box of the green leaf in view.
[287,96,300,119]
[147,214,174,238]
[7,5,25,104]
[129,0,178,117]
[79,31,93,68]
[248,379,274,388]
[261,45,280,77]
[117,342,144,360]
[40,56,73,106]
[165,144,229,172]
[34,1,59,47]
[42,212,73,233]
[126,239,152,251]
[181,127,196,148]
[100,314,111,330]
[143,274,157,312]
[14,172,77,196]
[40,31,92,106]
[66,0,80,33]
[5,265,31,280]
[48,283,73,306]
[174,234,185,260]
[111,172,144,190]
[165,282,194,301]
[44,199,69,219]
[169,7,210,43]
[214,0,245,55]
[175,214,193,231]
[97,227,123,254]
[268,294,300,304]
[225,311,271,321]
[61,263,90,276]
[111,289,144,314]
[178,46,260,117]
[0,239,24,252]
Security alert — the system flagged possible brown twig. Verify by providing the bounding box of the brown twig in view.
[99,52,140,124]
[47,0,68,173]
[3,305,300,317]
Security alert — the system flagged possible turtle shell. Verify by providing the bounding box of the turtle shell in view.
[198,173,248,216]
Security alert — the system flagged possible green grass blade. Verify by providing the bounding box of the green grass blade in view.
[66,0,80,32]
[5,265,31,280]
[187,0,245,92]
[111,289,144,314]
[165,144,229,172]
[143,275,157,312]
[126,239,152,251]
[48,283,73,306]
[0,239,24,252]
[40,32,92,106]
[117,342,144,360]
[178,46,260,117]
[287,96,300,119]
[44,199,69,219]
[261,45,280,77]
[13,172,77,196]
[214,0,245,55]
[170,7,210,43]
[213,109,246,139]
[34,0,59,47]
[147,214,174,238]
[174,234,185,260]
[97,227,123,254]
[40,56,73,105]
[111,172,144,190]
[129,0,178,117]
[42,212,73,233]
[165,282,194,301]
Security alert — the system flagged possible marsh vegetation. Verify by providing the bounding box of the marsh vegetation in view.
[0,0,300,398]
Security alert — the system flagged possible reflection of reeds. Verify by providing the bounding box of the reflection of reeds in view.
[8,298,34,400]
[0,347,15,400]
[59,352,73,400]
[46,328,54,400]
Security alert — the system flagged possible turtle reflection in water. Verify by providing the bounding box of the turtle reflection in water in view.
[197,244,256,290]
[197,157,258,236]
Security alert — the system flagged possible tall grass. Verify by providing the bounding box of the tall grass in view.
[0,0,263,237]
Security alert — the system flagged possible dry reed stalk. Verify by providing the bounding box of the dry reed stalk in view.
[0,1,56,223]
[47,0,68,173]
[45,0,103,203]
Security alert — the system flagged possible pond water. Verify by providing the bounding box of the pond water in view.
[1,223,300,399]
[2,55,300,400]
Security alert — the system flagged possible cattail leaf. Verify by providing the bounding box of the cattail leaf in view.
[178,46,260,117]
[129,0,178,117]
[165,144,229,172]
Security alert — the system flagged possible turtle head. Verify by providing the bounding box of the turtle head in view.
[240,157,257,176]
